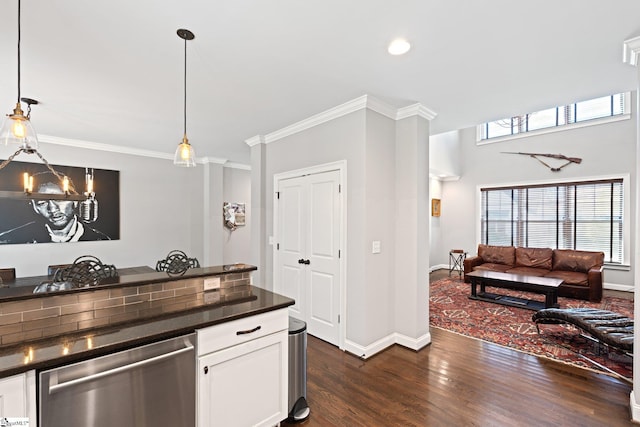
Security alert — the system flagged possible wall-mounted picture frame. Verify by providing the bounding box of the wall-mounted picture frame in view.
[431,198,441,217]
[223,202,246,230]
[0,159,120,244]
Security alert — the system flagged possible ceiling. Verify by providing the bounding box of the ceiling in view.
[1,1,640,166]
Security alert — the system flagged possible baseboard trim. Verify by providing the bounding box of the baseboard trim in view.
[343,331,432,359]
[630,391,640,422]
[430,264,449,273]
[604,282,635,293]
[395,331,432,351]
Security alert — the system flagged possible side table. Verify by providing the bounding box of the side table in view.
[449,249,467,278]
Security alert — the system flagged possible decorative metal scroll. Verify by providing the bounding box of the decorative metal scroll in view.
[155,250,200,275]
[53,255,118,287]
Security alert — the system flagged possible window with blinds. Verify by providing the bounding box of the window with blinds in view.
[480,179,623,263]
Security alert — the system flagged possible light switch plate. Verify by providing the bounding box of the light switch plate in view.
[372,241,381,254]
[204,277,221,291]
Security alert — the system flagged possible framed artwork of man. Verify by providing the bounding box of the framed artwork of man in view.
[0,159,120,244]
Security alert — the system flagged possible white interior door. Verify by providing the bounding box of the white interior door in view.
[276,169,341,346]
[278,176,306,321]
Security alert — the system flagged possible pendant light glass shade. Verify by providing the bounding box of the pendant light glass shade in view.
[174,136,196,167]
[1,102,38,150]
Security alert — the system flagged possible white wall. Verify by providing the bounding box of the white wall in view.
[429,178,443,267]
[430,129,462,177]
[0,141,244,277]
[258,103,431,352]
[436,110,637,289]
[262,110,371,343]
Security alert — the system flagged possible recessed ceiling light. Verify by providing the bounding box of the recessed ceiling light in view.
[388,39,411,55]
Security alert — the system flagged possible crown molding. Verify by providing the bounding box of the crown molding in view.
[40,134,172,160]
[623,35,640,66]
[366,96,399,119]
[245,135,266,147]
[38,134,242,168]
[264,95,369,144]
[397,103,437,121]
[199,156,229,165]
[245,94,437,146]
[223,162,251,170]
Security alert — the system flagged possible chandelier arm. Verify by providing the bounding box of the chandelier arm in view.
[33,151,79,194]
[0,148,26,171]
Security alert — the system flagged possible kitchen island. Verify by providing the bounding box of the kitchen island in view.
[0,264,295,426]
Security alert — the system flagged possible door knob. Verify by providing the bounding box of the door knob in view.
[303,259,310,265]
[298,259,305,264]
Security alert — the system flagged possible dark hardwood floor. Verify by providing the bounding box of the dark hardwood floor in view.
[284,270,635,427]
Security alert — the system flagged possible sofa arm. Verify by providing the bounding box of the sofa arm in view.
[587,265,604,302]
[463,256,483,283]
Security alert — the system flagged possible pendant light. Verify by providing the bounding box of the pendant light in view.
[173,28,196,167]
[0,0,96,209]
[0,0,39,150]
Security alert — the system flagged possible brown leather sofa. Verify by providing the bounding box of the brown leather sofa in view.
[463,244,604,302]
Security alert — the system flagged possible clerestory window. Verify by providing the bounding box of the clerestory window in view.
[480,179,624,264]
[478,93,629,141]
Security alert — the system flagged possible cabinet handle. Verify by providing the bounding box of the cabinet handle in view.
[236,325,261,335]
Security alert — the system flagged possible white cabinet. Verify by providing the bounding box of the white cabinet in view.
[197,309,288,427]
[0,370,36,423]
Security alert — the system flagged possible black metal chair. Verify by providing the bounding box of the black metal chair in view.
[155,250,200,275]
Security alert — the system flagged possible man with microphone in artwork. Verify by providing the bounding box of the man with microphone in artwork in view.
[0,170,108,243]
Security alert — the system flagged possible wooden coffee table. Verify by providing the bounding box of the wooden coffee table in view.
[467,270,563,311]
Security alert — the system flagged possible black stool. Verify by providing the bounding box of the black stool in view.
[449,249,466,277]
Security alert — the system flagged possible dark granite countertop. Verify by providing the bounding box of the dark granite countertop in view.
[0,285,294,378]
[0,264,258,302]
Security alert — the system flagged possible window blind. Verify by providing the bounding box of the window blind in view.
[480,179,623,263]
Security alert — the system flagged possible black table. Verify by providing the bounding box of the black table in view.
[467,270,563,311]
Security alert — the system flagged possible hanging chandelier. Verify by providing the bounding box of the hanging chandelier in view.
[173,28,196,167]
[0,0,97,212]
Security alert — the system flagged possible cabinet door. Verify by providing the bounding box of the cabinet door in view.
[198,331,287,427]
[0,371,35,421]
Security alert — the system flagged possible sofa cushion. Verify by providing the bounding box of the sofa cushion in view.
[515,247,552,270]
[505,267,550,277]
[478,244,515,266]
[473,263,512,273]
[544,270,589,287]
[552,250,604,273]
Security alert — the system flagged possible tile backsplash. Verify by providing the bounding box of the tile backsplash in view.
[0,273,252,346]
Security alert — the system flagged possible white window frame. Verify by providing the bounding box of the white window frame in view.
[476,92,631,145]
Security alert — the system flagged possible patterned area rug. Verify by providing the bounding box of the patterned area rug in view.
[429,276,633,379]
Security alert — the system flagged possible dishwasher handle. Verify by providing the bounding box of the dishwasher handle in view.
[48,343,194,394]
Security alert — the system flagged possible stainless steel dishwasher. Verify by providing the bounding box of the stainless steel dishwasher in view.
[39,333,196,427]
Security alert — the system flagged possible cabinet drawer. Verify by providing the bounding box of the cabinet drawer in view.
[197,309,288,356]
